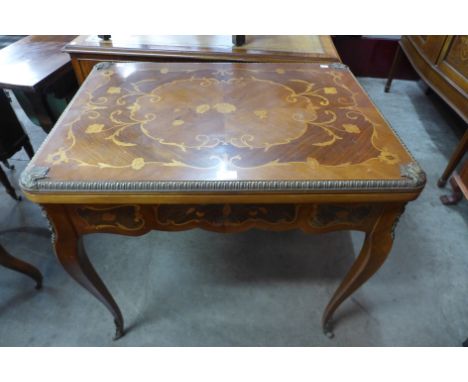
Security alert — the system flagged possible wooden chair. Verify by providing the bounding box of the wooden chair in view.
[0,91,43,288]
[0,90,34,200]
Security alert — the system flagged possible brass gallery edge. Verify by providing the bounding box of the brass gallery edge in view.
[20,162,425,193]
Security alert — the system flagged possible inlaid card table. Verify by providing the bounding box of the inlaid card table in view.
[20,62,426,340]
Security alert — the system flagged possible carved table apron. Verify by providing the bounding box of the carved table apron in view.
[20,62,426,340]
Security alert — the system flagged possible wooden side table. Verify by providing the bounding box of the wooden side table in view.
[64,35,341,84]
[0,35,78,133]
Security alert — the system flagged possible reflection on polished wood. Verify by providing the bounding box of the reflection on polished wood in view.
[20,62,425,340]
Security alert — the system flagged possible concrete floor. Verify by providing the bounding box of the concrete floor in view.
[0,78,467,346]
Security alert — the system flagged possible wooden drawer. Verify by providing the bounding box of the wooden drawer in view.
[408,35,447,64]
[436,36,468,93]
[71,59,100,83]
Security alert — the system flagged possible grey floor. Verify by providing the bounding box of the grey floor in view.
[0,78,467,346]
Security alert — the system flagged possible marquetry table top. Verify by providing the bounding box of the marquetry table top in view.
[21,62,425,201]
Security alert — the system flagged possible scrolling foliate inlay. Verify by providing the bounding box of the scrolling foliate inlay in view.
[43,65,401,172]
[311,204,377,227]
[75,205,145,231]
[155,204,298,227]
[70,203,385,234]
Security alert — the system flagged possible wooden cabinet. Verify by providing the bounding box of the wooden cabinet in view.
[408,35,447,64]
[396,35,467,122]
[437,36,468,93]
[386,36,467,189]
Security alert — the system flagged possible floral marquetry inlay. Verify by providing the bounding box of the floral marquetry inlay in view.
[29,62,416,185]
[75,205,145,231]
[155,204,298,228]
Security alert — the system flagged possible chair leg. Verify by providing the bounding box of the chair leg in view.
[0,165,21,201]
[23,91,55,133]
[385,44,402,93]
[0,243,42,289]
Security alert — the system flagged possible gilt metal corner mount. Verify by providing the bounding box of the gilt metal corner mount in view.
[20,166,49,190]
[400,162,426,188]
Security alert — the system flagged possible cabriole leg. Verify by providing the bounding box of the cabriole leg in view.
[44,205,124,340]
[321,204,405,337]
